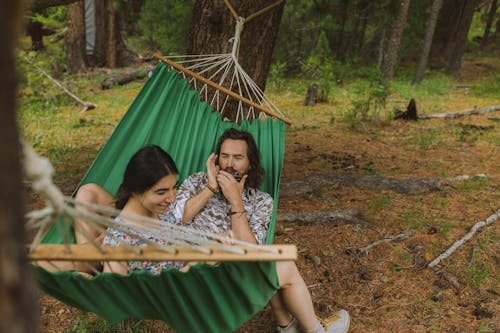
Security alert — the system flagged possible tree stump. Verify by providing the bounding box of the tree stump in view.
[304,83,318,106]
[394,98,418,120]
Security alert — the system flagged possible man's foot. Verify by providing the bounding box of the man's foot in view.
[313,310,350,333]
[277,317,302,333]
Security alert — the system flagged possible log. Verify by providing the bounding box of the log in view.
[101,65,154,89]
[279,173,488,197]
[277,209,371,227]
[419,104,500,119]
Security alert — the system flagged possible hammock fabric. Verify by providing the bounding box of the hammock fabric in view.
[35,62,286,333]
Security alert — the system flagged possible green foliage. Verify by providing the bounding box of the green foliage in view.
[370,193,393,212]
[268,61,287,91]
[136,0,194,54]
[472,73,500,98]
[468,247,491,289]
[408,129,443,150]
[31,6,67,28]
[341,68,390,124]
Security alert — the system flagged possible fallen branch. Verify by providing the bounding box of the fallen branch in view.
[432,267,463,291]
[419,105,500,119]
[350,231,414,254]
[280,173,487,197]
[101,65,153,90]
[277,209,371,227]
[428,210,499,268]
[28,59,97,113]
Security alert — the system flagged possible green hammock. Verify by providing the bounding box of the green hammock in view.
[34,62,286,332]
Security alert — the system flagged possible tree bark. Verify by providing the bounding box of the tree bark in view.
[380,0,411,80]
[66,1,87,73]
[27,19,45,51]
[482,0,498,42]
[445,0,477,76]
[0,1,39,332]
[431,0,463,63]
[412,0,444,84]
[187,0,285,120]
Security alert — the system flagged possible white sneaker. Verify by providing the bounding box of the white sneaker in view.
[313,310,350,333]
[277,317,303,333]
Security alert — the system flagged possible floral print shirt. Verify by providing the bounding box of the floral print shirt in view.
[175,172,273,245]
[102,216,186,274]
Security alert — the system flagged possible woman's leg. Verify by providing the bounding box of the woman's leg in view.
[74,183,114,244]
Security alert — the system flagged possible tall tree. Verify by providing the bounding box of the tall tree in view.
[0,1,39,332]
[380,0,411,79]
[66,1,87,73]
[413,0,444,84]
[65,0,132,73]
[482,0,498,43]
[445,0,477,76]
[187,0,285,94]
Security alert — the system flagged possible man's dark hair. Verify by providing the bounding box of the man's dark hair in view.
[216,128,264,189]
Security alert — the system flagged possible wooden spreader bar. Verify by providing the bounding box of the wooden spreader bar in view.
[28,244,297,262]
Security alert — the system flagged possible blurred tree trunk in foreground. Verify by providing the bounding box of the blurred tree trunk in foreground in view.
[0,1,39,332]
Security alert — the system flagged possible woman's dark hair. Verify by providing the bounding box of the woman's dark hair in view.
[115,145,178,209]
[215,128,264,189]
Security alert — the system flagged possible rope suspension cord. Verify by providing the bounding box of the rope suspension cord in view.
[23,141,296,264]
[158,0,291,125]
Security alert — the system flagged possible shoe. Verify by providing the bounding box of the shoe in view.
[313,310,350,333]
[277,317,303,333]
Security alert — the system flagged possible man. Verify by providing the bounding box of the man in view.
[175,128,350,333]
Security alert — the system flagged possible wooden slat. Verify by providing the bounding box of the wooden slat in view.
[153,53,292,125]
[28,244,297,262]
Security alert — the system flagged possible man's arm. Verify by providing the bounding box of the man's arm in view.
[180,153,219,223]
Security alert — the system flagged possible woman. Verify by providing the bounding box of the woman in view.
[102,145,186,274]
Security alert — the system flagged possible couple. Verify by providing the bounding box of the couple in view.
[75,128,350,333]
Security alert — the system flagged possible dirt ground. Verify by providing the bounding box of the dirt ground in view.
[35,63,499,333]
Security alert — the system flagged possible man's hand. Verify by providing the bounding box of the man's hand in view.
[217,171,247,206]
[206,153,220,191]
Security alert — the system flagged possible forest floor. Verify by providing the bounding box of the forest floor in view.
[33,60,499,333]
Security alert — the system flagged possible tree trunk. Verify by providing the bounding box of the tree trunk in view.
[66,1,87,73]
[66,0,132,71]
[445,0,477,76]
[187,0,285,120]
[413,0,444,84]
[430,0,462,65]
[0,1,39,332]
[27,19,45,51]
[482,0,498,42]
[380,0,411,80]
